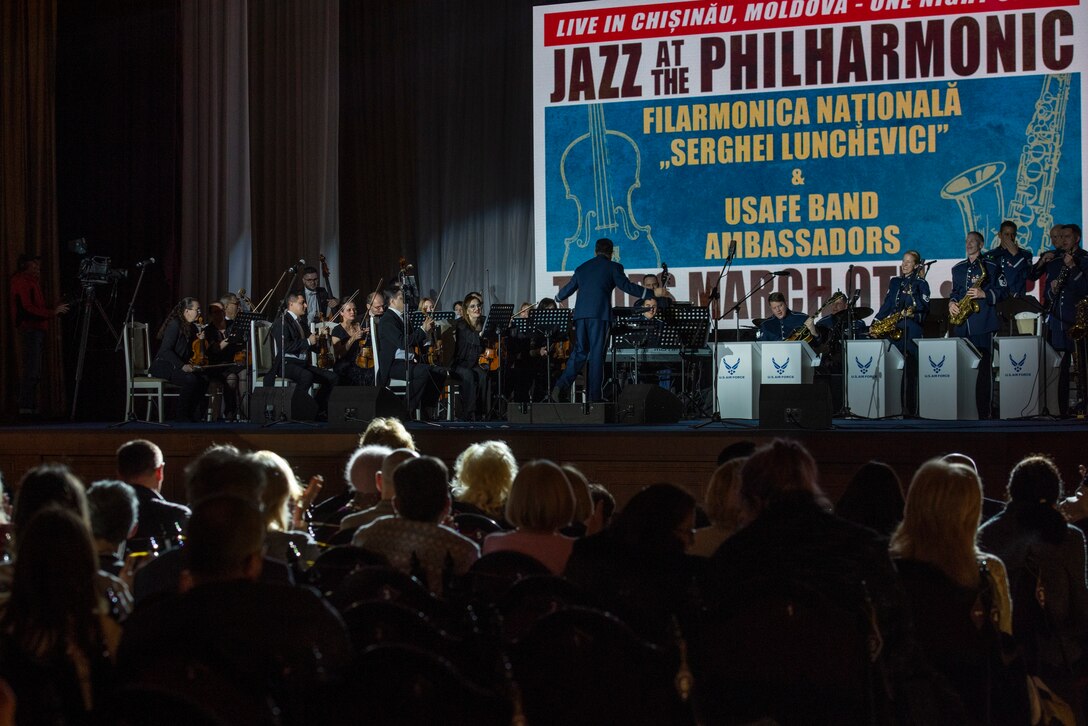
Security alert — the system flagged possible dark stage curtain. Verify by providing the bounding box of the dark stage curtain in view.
[339,0,535,310]
[1,0,65,417]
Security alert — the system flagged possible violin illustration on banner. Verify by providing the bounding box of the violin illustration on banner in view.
[560,103,661,271]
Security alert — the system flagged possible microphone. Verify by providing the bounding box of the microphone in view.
[849,288,861,306]
[134,257,156,268]
[287,258,306,274]
[920,259,937,267]
[770,270,791,277]
[727,241,737,260]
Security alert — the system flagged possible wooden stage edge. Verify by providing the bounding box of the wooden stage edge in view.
[0,419,1083,511]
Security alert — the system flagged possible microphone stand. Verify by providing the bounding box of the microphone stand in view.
[692,250,758,429]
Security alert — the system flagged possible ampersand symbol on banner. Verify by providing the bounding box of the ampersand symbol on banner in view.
[791,169,805,185]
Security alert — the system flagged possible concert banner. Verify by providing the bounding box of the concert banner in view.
[533,0,1087,325]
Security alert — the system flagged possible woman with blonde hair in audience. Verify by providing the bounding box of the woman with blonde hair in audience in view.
[0,508,121,722]
[483,460,575,574]
[691,458,746,557]
[890,457,1029,723]
[451,440,517,522]
[250,451,320,565]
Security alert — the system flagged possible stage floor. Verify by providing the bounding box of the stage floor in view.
[1,414,1084,510]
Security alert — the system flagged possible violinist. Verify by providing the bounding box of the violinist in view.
[451,296,494,420]
[150,297,210,422]
[202,302,242,426]
[508,298,562,403]
[376,283,445,418]
[269,292,337,420]
[330,301,374,386]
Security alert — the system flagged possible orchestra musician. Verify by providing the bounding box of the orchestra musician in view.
[871,250,930,416]
[551,238,652,403]
[508,298,559,403]
[1031,223,1088,415]
[451,296,494,420]
[269,292,337,420]
[203,298,246,421]
[376,282,445,417]
[150,297,210,422]
[948,231,1007,419]
[330,300,373,386]
[757,292,813,342]
[300,266,338,324]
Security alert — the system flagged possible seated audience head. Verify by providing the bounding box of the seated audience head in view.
[183,496,266,587]
[251,450,302,532]
[890,458,983,587]
[1007,454,1063,505]
[378,448,420,500]
[716,439,756,467]
[87,480,139,548]
[116,439,165,490]
[452,440,518,516]
[392,456,451,524]
[1,508,101,658]
[12,463,88,550]
[588,483,616,528]
[505,460,575,533]
[183,444,266,507]
[704,458,746,534]
[345,444,393,495]
[835,461,905,537]
[359,417,416,451]
[561,465,594,523]
[739,438,827,521]
[941,452,978,473]
[611,482,696,554]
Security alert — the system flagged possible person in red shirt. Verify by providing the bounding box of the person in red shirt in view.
[9,254,68,415]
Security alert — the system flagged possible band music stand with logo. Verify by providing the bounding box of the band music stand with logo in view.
[525,308,573,396]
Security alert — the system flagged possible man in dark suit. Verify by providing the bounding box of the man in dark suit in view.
[300,266,338,324]
[116,438,190,551]
[552,238,652,402]
[376,283,445,415]
[268,292,336,419]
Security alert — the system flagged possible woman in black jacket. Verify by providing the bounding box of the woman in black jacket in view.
[149,297,209,422]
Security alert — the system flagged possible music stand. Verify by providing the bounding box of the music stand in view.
[660,306,709,412]
[527,308,572,394]
[998,296,1044,335]
[407,310,456,330]
[610,314,660,391]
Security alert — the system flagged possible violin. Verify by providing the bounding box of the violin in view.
[478,347,500,371]
[552,339,572,362]
[189,317,209,366]
[316,328,335,369]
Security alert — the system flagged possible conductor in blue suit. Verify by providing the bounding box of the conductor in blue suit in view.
[551,238,652,402]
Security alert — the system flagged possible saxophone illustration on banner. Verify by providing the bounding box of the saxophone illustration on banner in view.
[942,75,1070,255]
[559,104,661,270]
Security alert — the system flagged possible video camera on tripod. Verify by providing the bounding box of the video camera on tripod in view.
[78,256,127,286]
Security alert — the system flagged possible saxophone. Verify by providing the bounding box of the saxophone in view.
[786,292,846,342]
[870,307,914,341]
[1069,299,1088,340]
[947,262,988,327]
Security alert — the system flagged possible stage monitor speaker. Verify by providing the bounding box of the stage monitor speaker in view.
[328,386,407,425]
[249,384,318,423]
[615,384,684,424]
[759,383,832,430]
